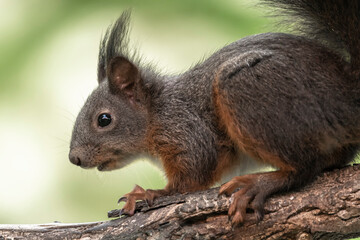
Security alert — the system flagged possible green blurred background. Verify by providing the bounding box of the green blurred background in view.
[1,3,357,239]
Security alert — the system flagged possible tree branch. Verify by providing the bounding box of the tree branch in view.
[1,165,360,240]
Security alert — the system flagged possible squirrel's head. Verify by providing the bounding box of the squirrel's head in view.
[69,11,151,171]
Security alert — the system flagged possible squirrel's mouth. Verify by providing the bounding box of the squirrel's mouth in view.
[97,160,117,171]
[96,151,135,171]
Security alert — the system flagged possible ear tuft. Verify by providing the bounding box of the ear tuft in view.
[107,56,140,100]
[97,11,132,84]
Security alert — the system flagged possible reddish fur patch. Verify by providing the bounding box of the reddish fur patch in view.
[219,170,292,195]
[213,74,294,171]
[211,143,238,183]
[146,121,209,193]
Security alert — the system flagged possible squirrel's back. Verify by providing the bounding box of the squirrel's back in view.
[164,31,357,123]
[162,0,360,130]
[261,0,360,78]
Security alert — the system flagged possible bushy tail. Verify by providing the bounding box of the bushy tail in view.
[262,0,360,78]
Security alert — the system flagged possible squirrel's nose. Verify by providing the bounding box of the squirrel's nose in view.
[69,151,82,166]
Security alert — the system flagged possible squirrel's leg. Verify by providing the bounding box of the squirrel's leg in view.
[218,145,357,225]
[213,51,358,225]
[119,119,222,216]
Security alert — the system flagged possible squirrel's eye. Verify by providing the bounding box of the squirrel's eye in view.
[98,113,112,127]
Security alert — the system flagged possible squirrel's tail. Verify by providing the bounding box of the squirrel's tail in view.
[262,0,360,78]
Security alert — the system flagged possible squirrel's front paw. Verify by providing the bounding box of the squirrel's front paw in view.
[117,185,167,216]
[118,185,147,216]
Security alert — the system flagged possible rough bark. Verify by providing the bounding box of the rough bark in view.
[1,165,360,240]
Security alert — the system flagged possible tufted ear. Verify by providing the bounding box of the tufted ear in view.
[106,56,140,101]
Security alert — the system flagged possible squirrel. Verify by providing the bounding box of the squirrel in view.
[69,0,360,225]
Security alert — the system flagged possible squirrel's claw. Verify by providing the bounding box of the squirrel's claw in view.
[220,176,263,226]
[118,208,124,216]
[117,196,128,204]
[117,185,147,216]
[116,185,169,217]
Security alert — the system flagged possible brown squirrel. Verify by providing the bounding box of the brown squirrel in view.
[69,0,360,225]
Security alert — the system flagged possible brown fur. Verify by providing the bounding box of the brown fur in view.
[213,72,294,171]
[146,120,212,192]
[211,144,238,184]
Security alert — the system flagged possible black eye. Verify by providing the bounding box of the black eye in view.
[98,113,112,127]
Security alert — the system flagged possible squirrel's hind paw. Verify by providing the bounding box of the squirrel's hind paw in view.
[220,170,296,226]
[220,182,265,226]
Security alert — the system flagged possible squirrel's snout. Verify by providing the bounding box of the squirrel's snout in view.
[69,151,82,166]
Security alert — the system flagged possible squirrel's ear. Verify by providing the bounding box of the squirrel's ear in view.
[107,56,140,100]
